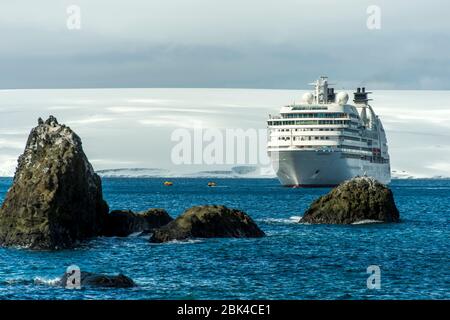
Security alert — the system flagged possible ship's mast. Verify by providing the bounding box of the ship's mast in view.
[309,76,335,104]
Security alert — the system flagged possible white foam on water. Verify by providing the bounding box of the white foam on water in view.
[260,216,300,225]
[298,217,312,225]
[128,231,142,237]
[149,238,205,245]
[351,219,384,225]
[33,276,61,286]
[163,239,204,245]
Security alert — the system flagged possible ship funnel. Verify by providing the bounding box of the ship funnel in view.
[353,87,372,104]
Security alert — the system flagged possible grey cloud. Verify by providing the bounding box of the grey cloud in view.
[0,1,449,89]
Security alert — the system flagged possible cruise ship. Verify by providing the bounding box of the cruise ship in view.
[267,76,390,187]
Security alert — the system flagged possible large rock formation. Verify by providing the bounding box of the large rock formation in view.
[301,176,400,224]
[103,208,173,237]
[150,205,265,243]
[0,116,109,249]
[58,271,136,288]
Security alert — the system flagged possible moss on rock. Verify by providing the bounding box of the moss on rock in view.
[0,116,109,249]
[301,177,400,224]
[150,205,265,243]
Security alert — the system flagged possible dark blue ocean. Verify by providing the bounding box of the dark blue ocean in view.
[0,178,448,300]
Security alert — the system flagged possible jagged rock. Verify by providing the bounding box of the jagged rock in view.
[0,116,109,249]
[59,271,136,288]
[150,205,265,243]
[103,208,173,237]
[140,208,174,230]
[301,177,400,224]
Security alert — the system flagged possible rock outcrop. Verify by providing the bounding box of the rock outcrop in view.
[59,271,136,288]
[150,205,265,243]
[301,176,400,224]
[0,116,109,249]
[103,208,173,237]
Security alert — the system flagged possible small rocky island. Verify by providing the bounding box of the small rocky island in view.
[58,271,136,288]
[151,205,265,243]
[0,116,110,249]
[103,209,173,237]
[301,176,400,224]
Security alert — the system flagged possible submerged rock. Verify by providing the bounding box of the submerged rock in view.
[59,271,136,288]
[103,208,173,237]
[0,116,109,249]
[301,176,400,224]
[150,205,265,243]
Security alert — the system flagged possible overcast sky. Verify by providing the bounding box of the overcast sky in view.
[1,0,449,89]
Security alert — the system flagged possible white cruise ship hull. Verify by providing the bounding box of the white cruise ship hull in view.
[269,150,391,187]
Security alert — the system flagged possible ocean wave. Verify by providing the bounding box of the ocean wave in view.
[260,216,301,225]
[298,219,384,225]
[34,276,61,286]
[1,276,61,286]
[297,217,313,225]
[1,278,34,285]
[139,234,151,240]
[128,232,142,237]
[351,219,383,225]
[158,239,204,245]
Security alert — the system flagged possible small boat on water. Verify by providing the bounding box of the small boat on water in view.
[164,181,173,186]
[207,182,217,187]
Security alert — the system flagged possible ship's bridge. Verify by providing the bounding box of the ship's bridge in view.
[278,103,359,115]
[268,103,361,127]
